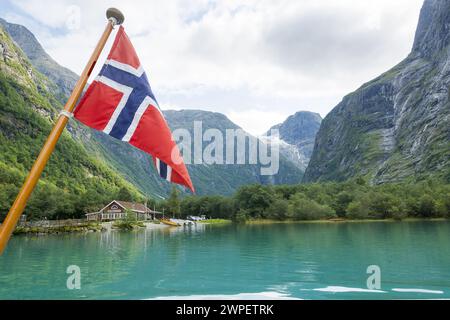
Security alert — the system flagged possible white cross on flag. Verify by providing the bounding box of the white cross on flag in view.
[74,26,194,192]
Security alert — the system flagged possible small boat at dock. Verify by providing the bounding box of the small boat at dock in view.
[159,219,181,227]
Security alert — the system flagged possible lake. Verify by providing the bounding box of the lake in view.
[1,221,450,299]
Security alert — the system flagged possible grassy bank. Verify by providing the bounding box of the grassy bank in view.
[13,222,104,235]
[112,220,146,230]
[198,219,232,224]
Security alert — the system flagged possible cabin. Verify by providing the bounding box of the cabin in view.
[85,200,161,222]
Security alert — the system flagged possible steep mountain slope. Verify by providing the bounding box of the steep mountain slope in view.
[73,107,303,197]
[0,18,78,100]
[164,110,304,195]
[0,18,303,197]
[0,19,170,197]
[263,111,322,170]
[304,0,450,183]
[0,26,142,220]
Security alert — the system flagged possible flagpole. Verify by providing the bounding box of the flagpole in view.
[0,8,125,255]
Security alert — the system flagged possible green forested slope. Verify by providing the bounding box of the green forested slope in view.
[0,27,142,220]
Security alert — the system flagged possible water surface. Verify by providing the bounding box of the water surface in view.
[1,221,449,299]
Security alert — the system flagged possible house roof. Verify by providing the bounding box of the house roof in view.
[116,201,148,213]
[85,200,162,215]
[97,200,162,214]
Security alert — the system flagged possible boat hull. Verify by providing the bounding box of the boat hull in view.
[160,219,180,227]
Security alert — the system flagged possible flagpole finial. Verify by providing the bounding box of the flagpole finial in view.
[106,8,125,26]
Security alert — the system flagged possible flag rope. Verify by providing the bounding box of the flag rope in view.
[59,110,74,119]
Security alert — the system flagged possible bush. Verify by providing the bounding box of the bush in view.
[366,192,399,219]
[391,202,408,220]
[333,191,354,217]
[417,195,436,217]
[288,194,336,220]
[266,199,289,220]
[233,209,249,223]
[435,194,450,218]
[234,185,275,218]
[112,209,144,230]
[347,200,370,220]
[113,220,135,230]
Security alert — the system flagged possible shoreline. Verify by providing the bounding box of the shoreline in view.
[10,217,449,236]
[245,218,450,225]
[12,221,171,236]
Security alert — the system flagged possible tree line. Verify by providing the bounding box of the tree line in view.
[163,178,450,222]
[2,170,449,222]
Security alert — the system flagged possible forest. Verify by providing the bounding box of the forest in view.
[162,177,450,222]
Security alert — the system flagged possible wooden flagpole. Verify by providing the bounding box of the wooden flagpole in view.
[0,8,125,255]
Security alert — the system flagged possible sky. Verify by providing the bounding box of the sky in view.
[0,0,424,135]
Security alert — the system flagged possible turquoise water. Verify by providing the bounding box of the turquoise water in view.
[1,221,450,300]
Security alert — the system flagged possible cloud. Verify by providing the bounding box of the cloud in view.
[1,0,424,134]
[227,109,287,136]
[262,0,422,80]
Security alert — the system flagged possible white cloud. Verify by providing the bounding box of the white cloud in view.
[227,109,287,136]
[1,0,424,133]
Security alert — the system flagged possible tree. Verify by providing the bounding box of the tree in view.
[117,187,134,202]
[347,199,370,220]
[166,186,181,218]
[234,185,275,218]
[367,192,401,219]
[217,197,235,219]
[180,196,200,218]
[288,194,335,220]
[26,183,59,220]
[266,198,289,220]
[113,209,139,230]
[233,209,249,223]
[417,194,436,217]
[333,191,354,217]
[435,197,450,218]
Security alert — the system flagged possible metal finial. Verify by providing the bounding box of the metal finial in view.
[106,8,125,26]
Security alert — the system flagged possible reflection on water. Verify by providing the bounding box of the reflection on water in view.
[0,221,450,299]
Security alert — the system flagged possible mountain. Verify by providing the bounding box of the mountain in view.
[164,110,304,195]
[0,18,303,198]
[262,111,322,171]
[75,109,304,197]
[0,25,143,220]
[304,0,450,184]
[0,18,77,100]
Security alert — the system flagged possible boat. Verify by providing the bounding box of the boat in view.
[159,218,181,227]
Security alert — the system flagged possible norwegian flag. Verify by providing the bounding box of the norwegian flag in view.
[74,26,194,193]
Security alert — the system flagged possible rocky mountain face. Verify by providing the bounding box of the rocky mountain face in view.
[164,110,304,195]
[263,111,322,171]
[304,0,450,183]
[0,18,303,197]
[75,109,304,197]
[0,18,78,100]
